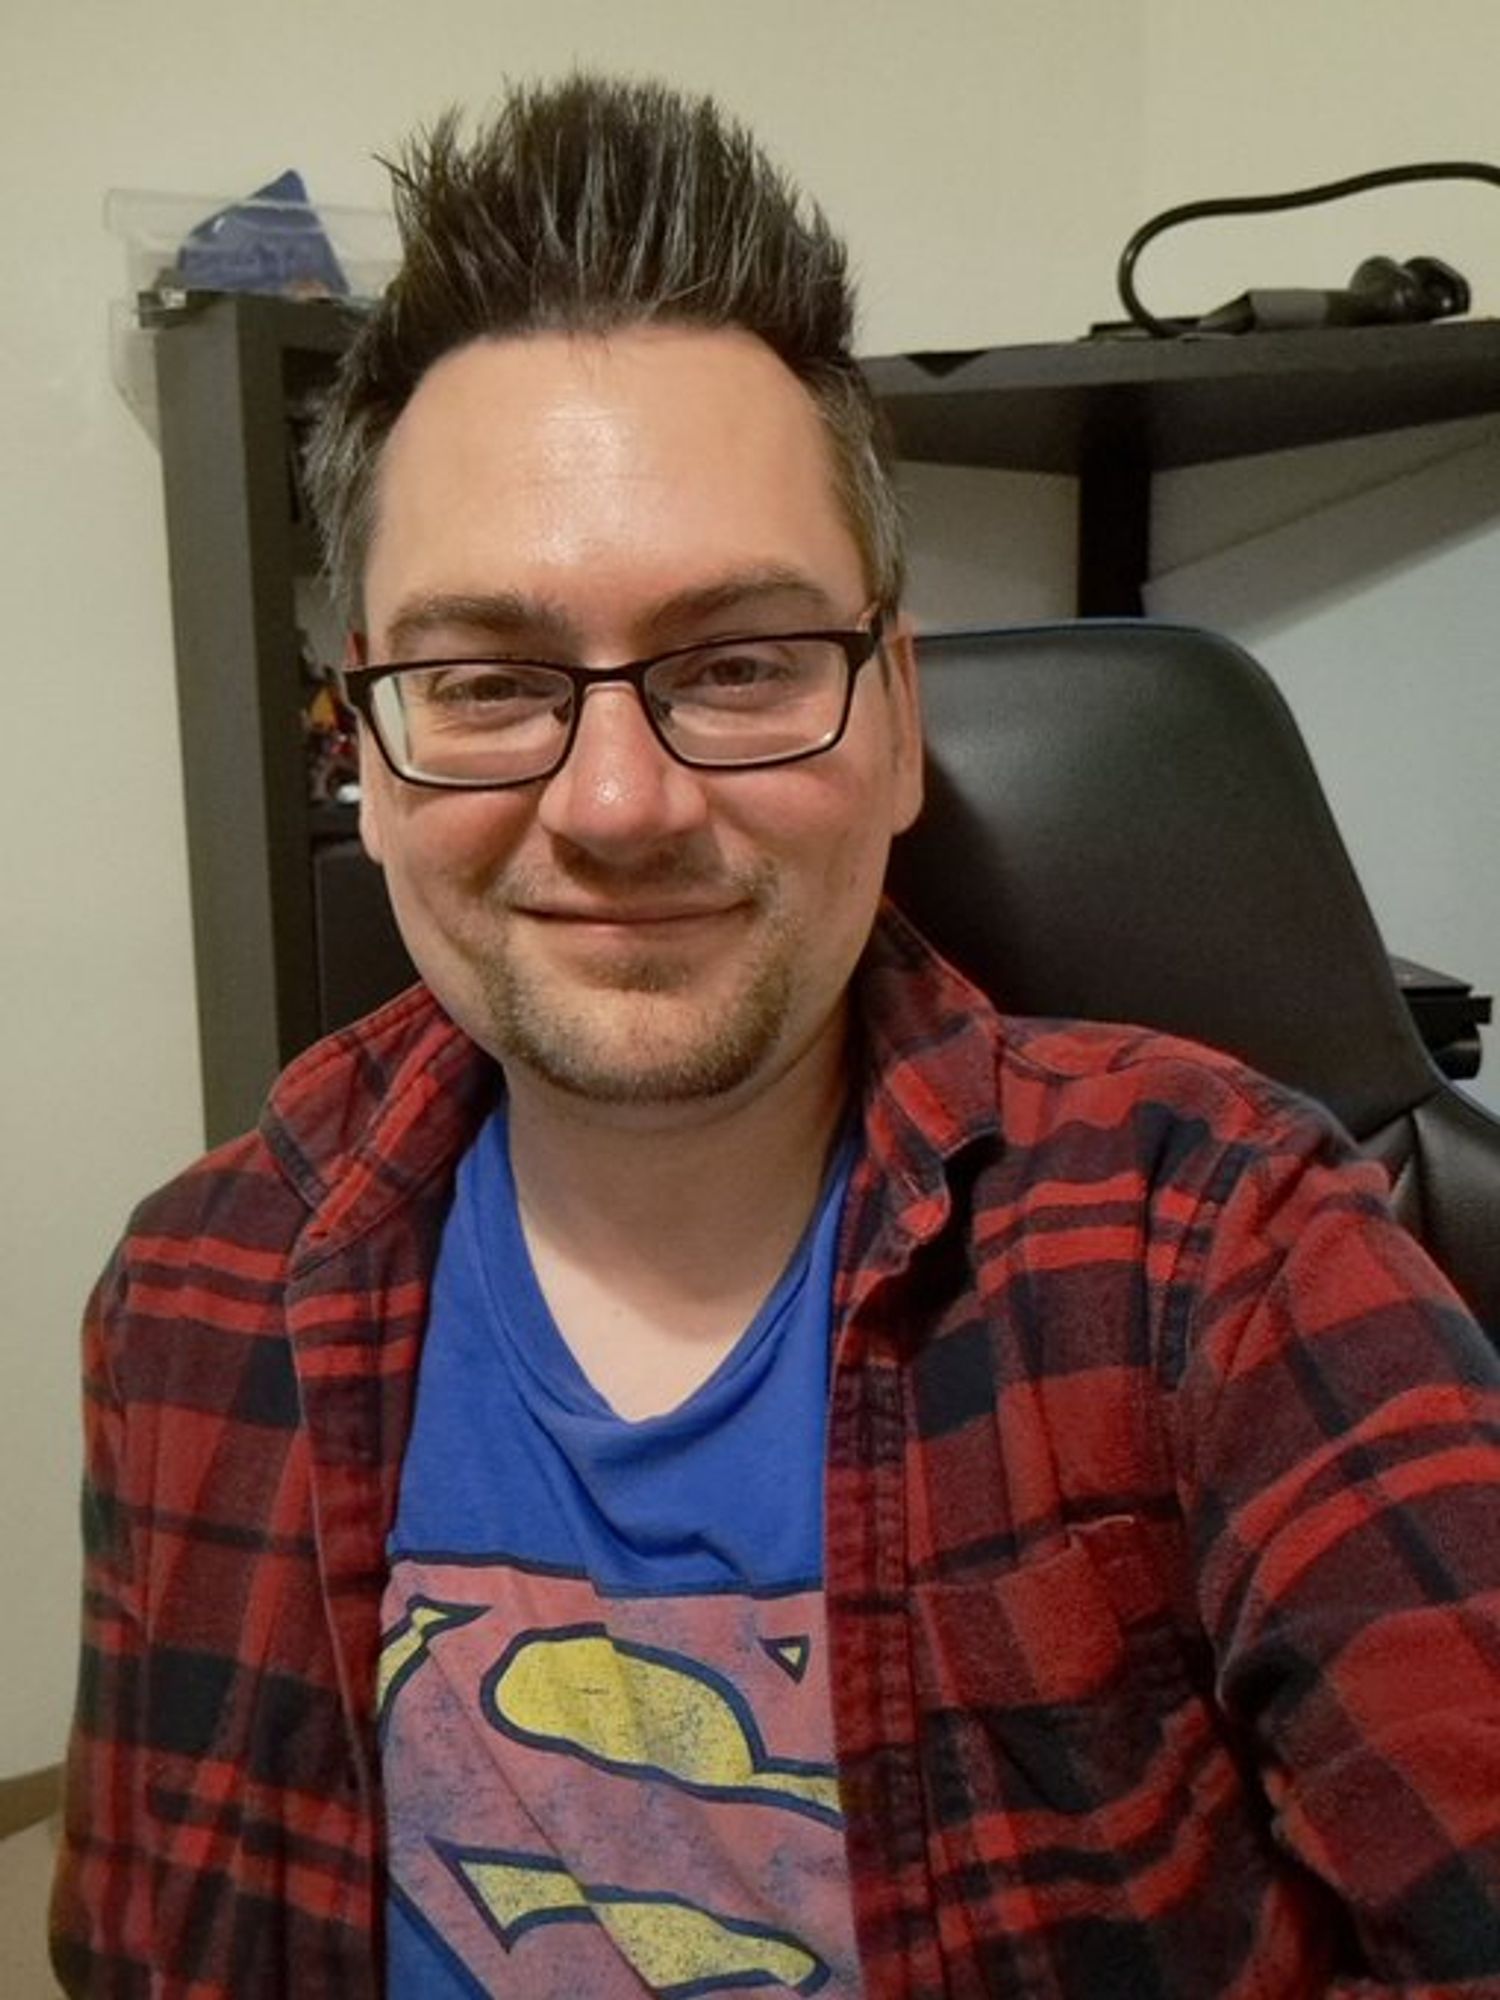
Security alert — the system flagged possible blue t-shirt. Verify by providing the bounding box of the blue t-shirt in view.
[380,1107,861,1996]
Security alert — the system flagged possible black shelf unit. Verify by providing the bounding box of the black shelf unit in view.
[863,317,1500,612]
[153,293,412,1144]
[154,298,1500,1143]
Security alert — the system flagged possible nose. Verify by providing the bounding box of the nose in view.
[536,681,711,856]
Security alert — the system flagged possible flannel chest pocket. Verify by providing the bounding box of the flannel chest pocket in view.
[910,1513,1206,1826]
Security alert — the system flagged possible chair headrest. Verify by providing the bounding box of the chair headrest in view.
[885,621,1439,1138]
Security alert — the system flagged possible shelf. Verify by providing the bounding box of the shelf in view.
[862,318,1500,472]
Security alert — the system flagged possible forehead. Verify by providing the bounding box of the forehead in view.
[363,326,866,639]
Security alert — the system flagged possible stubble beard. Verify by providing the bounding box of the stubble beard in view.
[472,863,800,1104]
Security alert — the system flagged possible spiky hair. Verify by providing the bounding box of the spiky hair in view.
[306,74,904,622]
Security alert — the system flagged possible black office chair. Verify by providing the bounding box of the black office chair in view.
[885,620,1500,1334]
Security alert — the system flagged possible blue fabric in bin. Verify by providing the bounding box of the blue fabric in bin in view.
[177,169,347,296]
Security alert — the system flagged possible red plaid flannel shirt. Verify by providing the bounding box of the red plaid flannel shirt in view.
[52,908,1500,1996]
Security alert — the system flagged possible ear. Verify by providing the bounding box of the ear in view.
[344,632,385,866]
[881,617,924,835]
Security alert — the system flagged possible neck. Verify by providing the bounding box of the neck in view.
[499,1010,853,1417]
[506,1006,850,1266]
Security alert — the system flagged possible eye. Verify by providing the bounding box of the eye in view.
[711,650,788,685]
[399,662,573,742]
[423,664,539,706]
[656,642,804,707]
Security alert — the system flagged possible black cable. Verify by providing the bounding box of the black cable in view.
[1117,160,1500,338]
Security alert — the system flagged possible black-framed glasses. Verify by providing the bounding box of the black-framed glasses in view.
[338,612,886,790]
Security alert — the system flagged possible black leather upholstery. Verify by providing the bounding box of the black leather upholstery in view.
[886,620,1500,1334]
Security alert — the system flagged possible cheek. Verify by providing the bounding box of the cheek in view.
[356,730,386,865]
[775,772,898,932]
[367,786,530,921]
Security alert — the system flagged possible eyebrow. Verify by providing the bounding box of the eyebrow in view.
[377,566,848,661]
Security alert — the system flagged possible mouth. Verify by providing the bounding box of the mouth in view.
[520,901,750,932]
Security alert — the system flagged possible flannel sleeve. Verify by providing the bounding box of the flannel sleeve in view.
[49,1246,154,1996]
[1174,1102,1500,1993]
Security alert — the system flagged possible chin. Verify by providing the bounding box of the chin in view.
[479,964,795,1106]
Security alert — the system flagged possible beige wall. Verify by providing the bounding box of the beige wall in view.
[5,0,1500,1773]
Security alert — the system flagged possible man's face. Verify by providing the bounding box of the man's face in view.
[357,325,922,1115]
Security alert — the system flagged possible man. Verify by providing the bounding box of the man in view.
[53,74,1500,1998]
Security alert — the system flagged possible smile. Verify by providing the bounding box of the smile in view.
[518,901,750,929]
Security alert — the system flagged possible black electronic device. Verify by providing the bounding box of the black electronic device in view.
[1115,159,1496,339]
[1197,253,1470,334]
